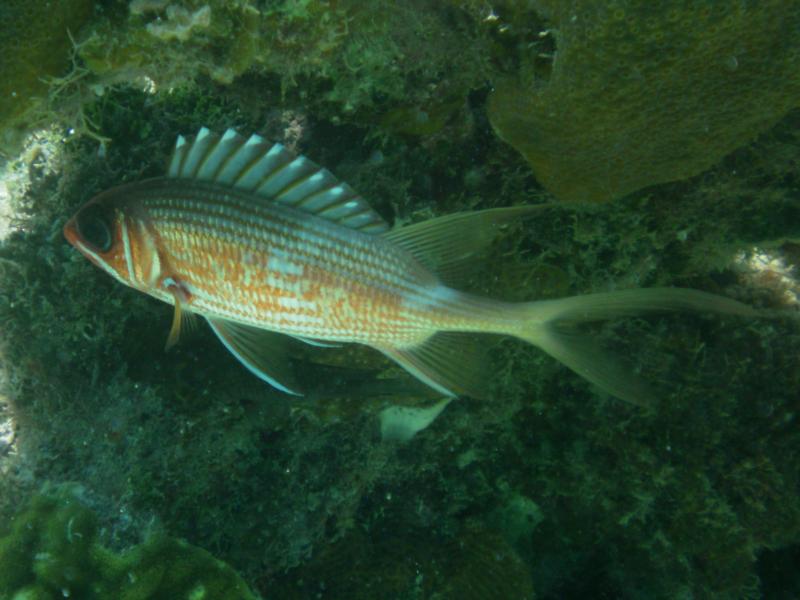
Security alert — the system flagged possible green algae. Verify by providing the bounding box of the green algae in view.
[0,0,94,155]
[0,489,259,600]
[0,0,491,153]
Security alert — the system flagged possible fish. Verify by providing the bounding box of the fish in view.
[63,127,757,405]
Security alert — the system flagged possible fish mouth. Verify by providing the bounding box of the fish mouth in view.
[63,216,97,265]
[62,221,106,272]
[63,216,79,247]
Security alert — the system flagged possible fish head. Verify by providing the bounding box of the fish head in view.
[63,182,156,290]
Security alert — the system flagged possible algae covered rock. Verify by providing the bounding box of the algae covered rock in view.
[488,1,800,202]
[0,1,488,155]
[270,523,535,599]
[78,0,486,119]
[0,489,259,600]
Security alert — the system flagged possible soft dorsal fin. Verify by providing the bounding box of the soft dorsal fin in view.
[383,205,546,287]
[167,127,389,234]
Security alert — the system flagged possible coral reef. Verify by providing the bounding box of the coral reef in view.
[488,1,800,202]
[0,3,799,600]
[0,489,259,599]
[1,82,797,599]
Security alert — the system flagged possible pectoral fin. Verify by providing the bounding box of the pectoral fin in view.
[164,278,197,350]
[206,317,302,396]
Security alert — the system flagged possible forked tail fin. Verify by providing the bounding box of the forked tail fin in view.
[514,288,758,406]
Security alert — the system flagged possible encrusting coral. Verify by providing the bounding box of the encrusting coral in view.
[488,1,800,202]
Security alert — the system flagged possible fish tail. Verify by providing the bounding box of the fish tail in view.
[508,288,757,406]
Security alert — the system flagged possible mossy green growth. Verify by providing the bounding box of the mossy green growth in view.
[0,0,94,154]
[0,490,259,600]
[2,1,492,157]
[77,1,488,123]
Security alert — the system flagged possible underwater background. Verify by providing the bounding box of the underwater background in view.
[0,1,799,598]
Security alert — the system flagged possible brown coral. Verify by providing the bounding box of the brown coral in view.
[488,1,800,202]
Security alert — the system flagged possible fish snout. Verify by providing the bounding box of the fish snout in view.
[63,216,80,248]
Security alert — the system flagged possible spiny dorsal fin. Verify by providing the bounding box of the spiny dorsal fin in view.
[167,127,389,234]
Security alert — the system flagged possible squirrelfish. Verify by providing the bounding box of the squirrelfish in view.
[63,127,756,404]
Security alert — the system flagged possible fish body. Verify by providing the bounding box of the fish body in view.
[64,128,756,403]
[80,176,490,345]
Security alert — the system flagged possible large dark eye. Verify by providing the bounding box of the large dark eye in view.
[76,204,114,252]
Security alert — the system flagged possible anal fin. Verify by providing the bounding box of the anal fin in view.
[376,332,495,400]
[288,334,342,348]
[206,317,302,396]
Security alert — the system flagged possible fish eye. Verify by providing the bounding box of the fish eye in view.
[76,204,114,252]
